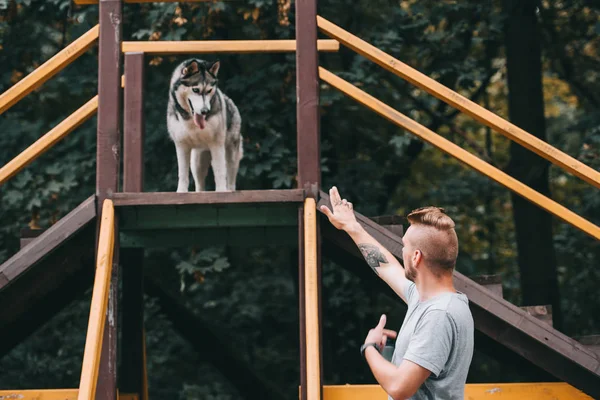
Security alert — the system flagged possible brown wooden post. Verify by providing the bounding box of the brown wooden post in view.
[296,0,322,399]
[121,52,146,400]
[96,0,122,399]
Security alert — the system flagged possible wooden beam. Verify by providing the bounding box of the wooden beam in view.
[0,96,98,186]
[311,383,593,399]
[577,336,600,356]
[0,224,96,358]
[96,1,122,398]
[0,196,95,285]
[471,274,503,298]
[123,52,145,193]
[296,0,321,198]
[120,249,145,397]
[521,305,553,327]
[318,67,600,242]
[0,26,98,115]
[316,16,600,190]
[110,189,305,206]
[297,204,307,400]
[303,198,321,400]
[78,200,116,400]
[121,52,146,400]
[121,40,339,54]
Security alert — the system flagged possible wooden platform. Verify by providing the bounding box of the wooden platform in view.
[112,190,304,248]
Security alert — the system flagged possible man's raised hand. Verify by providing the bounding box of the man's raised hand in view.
[320,186,361,233]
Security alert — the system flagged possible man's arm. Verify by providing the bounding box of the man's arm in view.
[320,186,411,303]
[364,347,431,400]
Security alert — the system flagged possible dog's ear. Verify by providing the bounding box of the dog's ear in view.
[182,60,199,77]
[209,60,220,77]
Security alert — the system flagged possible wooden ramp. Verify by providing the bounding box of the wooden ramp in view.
[0,196,96,357]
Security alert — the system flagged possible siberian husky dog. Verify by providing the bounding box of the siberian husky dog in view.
[167,59,243,192]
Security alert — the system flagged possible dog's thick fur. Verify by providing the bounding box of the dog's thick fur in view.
[167,59,243,192]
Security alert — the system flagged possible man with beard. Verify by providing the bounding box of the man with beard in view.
[320,187,474,400]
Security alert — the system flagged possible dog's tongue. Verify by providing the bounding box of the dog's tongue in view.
[193,113,206,130]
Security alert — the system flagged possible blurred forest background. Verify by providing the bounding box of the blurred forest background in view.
[1,0,600,398]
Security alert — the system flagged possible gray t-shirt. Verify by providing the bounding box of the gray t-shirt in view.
[390,282,474,400]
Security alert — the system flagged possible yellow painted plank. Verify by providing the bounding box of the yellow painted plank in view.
[465,383,592,399]
[78,200,115,400]
[0,96,98,186]
[0,390,137,400]
[319,67,600,242]
[121,39,339,54]
[317,16,600,190]
[313,384,592,399]
[304,198,321,400]
[0,25,99,115]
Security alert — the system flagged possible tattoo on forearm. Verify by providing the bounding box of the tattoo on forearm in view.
[358,244,388,275]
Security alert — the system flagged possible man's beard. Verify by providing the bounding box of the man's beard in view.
[405,259,417,282]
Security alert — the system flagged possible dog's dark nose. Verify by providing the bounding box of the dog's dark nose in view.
[200,108,209,115]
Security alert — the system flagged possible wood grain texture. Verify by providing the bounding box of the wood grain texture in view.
[296,0,321,197]
[124,52,145,193]
[303,198,321,400]
[121,40,339,54]
[78,200,115,400]
[111,190,305,206]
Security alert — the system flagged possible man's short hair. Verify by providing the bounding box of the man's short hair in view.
[407,206,458,273]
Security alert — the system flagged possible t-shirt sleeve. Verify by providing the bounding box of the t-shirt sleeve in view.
[403,310,453,377]
[404,281,418,306]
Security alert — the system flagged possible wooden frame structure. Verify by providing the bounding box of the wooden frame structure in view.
[2,0,600,399]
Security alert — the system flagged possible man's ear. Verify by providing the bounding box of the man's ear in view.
[413,250,422,266]
[209,60,220,77]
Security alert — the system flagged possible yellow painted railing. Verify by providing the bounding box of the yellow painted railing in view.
[317,16,600,190]
[77,200,115,400]
[311,383,591,399]
[0,25,99,115]
[0,96,98,186]
[319,67,600,241]
[122,40,339,54]
[304,198,321,400]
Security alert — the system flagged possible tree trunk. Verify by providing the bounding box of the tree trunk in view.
[503,0,562,329]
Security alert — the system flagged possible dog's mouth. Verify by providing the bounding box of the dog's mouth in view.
[188,98,207,130]
[193,113,207,130]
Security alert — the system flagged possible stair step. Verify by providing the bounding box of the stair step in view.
[470,274,503,298]
[19,228,46,249]
[576,335,600,355]
[521,305,553,327]
[369,215,404,237]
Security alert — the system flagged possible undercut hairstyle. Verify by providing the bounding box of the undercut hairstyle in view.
[407,206,459,273]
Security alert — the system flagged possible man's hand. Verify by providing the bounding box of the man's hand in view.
[365,314,398,350]
[320,186,362,234]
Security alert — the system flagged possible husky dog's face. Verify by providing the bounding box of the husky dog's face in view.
[178,59,220,130]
